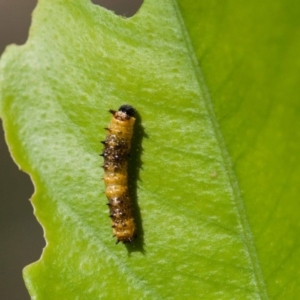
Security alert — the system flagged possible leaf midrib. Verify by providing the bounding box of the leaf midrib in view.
[172,0,269,298]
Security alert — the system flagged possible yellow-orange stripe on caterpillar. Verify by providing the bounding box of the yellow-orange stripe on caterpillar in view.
[101,105,136,244]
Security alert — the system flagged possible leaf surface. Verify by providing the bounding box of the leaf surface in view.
[0,0,299,299]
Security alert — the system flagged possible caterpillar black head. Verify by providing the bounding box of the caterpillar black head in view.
[118,105,135,118]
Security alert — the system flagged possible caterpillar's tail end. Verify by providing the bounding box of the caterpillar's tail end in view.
[115,236,136,245]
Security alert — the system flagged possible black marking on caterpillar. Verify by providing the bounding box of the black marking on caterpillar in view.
[102,104,136,244]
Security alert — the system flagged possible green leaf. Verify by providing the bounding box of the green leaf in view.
[0,0,299,299]
[177,1,300,298]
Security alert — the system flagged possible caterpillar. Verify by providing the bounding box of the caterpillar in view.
[101,104,136,244]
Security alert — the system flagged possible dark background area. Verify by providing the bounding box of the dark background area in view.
[0,0,142,299]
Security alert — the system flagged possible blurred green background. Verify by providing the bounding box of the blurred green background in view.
[0,1,142,299]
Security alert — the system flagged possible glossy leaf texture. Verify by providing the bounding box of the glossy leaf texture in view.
[0,0,299,299]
